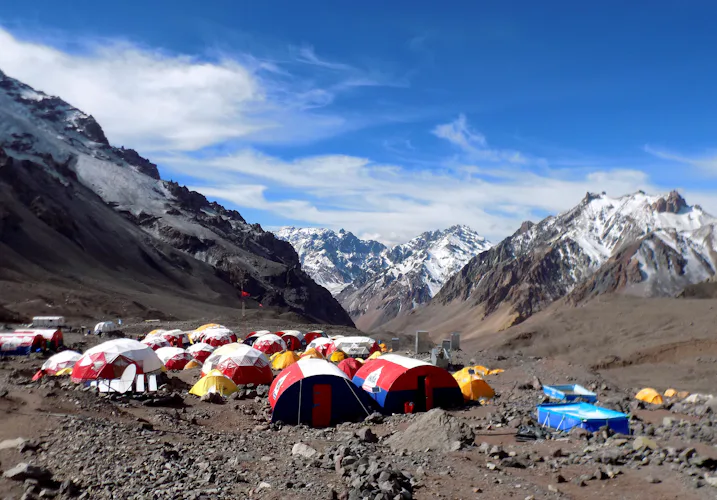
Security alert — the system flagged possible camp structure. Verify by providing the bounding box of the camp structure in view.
[366,351,382,361]
[664,388,677,398]
[31,316,66,328]
[192,325,234,344]
[244,330,271,345]
[307,337,336,357]
[189,369,237,397]
[329,351,347,363]
[300,348,324,360]
[635,388,664,405]
[94,321,119,334]
[186,342,215,363]
[155,347,193,371]
[71,339,163,383]
[215,344,273,385]
[271,351,300,370]
[278,331,304,351]
[160,330,190,348]
[337,358,362,379]
[184,359,201,370]
[32,350,82,380]
[352,354,463,414]
[145,329,166,337]
[452,368,495,402]
[252,334,287,356]
[0,333,46,356]
[333,336,380,358]
[202,328,237,347]
[201,343,244,375]
[142,336,171,351]
[542,384,597,403]
[12,329,63,350]
[269,359,374,427]
[304,330,327,345]
[536,403,629,434]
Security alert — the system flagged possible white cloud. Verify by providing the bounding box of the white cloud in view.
[166,148,656,245]
[644,145,717,174]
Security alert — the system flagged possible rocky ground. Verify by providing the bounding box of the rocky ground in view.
[0,329,716,500]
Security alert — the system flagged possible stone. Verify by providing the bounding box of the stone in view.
[554,474,567,484]
[385,409,474,453]
[632,437,658,452]
[548,485,559,493]
[0,438,27,450]
[662,417,674,427]
[4,463,53,482]
[704,475,717,488]
[645,476,661,484]
[292,442,319,459]
[355,428,378,444]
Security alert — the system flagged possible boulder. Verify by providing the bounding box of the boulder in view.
[292,442,318,459]
[385,409,474,453]
[3,463,53,482]
[633,437,658,452]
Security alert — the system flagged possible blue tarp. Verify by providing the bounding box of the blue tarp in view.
[543,384,597,402]
[537,403,630,434]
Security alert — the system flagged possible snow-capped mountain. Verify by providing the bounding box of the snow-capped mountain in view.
[274,227,388,294]
[434,190,717,331]
[276,225,492,330]
[0,69,353,326]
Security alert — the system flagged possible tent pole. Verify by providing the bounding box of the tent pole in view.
[297,379,303,425]
[343,378,371,417]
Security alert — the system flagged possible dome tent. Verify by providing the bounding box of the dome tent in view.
[304,331,327,345]
[452,368,495,402]
[160,330,190,348]
[32,350,82,381]
[307,338,335,357]
[186,342,215,363]
[269,359,375,427]
[252,334,287,356]
[333,336,380,358]
[352,354,463,414]
[189,369,237,397]
[278,331,304,351]
[72,339,163,383]
[271,351,300,370]
[337,358,362,379]
[142,336,171,351]
[156,347,193,371]
[202,328,237,347]
[215,344,273,385]
[201,343,244,375]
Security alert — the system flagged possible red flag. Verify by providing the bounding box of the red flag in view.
[241,291,250,298]
[259,303,263,308]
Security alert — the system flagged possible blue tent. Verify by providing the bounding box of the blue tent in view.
[537,403,630,434]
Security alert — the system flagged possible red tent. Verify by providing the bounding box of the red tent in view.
[337,358,362,379]
[252,334,287,356]
[13,329,63,350]
[215,344,273,385]
[304,331,327,345]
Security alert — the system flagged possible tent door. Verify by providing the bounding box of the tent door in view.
[425,376,434,410]
[312,384,332,427]
[415,376,427,412]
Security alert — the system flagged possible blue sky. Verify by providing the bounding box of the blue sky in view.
[1,1,716,244]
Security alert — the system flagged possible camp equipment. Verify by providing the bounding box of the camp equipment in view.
[155,347,193,371]
[635,388,664,405]
[72,339,163,383]
[537,403,629,434]
[32,350,82,380]
[452,368,495,401]
[189,369,237,397]
[186,342,215,363]
[142,336,171,351]
[215,344,273,385]
[543,384,597,403]
[333,336,380,358]
[252,334,287,356]
[272,351,300,370]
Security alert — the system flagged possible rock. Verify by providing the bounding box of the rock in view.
[385,409,474,453]
[256,385,269,397]
[0,438,26,450]
[645,476,661,484]
[364,412,384,424]
[555,474,567,484]
[548,485,559,493]
[704,475,717,488]
[662,417,674,427]
[633,437,658,452]
[292,442,319,459]
[200,392,224,404]
[4,463,53,482]
[355,428,378,444]
[678,448,696,462]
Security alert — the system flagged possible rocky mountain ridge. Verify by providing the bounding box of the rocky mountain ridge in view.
[0,69,353,326]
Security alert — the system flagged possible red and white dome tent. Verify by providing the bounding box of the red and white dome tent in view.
[202,328,237,347]
[190,324,230,343]
[269,359,375,427]
[71,339,163,383]
[160,330,190,348]
[201,343,245,375]
[155,347,193,371]
[307,337,335,357]
[303,330,327,345]
[252,334,287,356]
[186,342,215,363]
[215,344,273,385]
[32,350,82,380]
[277,331,304,351]
[141,336,171,351]
[244,330,271,345]
[333,336,380,358]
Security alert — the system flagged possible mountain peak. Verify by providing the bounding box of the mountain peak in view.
[652,190,688,214]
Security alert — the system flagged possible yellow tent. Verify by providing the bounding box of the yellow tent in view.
[379,343,388,353]
[146,329,165,337]
[367,351,382,361]
[300,348,324,360]
[54,367,73,376]
[184,359,201,370]
[196,323,221,331]
[329,351,346,363]
[486,368,504,375]
[272,351,300,370]
[636,388,663,405]
[677,391,690,399]
[453,370,494,401]
[664,388,677,398]
[189,369,237,397]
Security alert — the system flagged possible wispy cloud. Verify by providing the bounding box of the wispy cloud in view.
[644,145,717,174]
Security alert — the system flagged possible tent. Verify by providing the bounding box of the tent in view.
[537,403,629,434]
[201,343,244,375]
[636,388,664,405]
[272,351,300,370]
[32,316,65,328]
[71,339,163,382]
[329,351,346,363]
[664,388,677,398]
[452,369,495,402]
[304,331,327,345]
[300,348,324,360]
[379,343,388,353]
[202,328,237,347]
[189,369,237,397]
[94,321,119,334]
[215,344,273,385]
[269,359,374,427]
[32,350,82,380]
[13,329,63,350]
[145,329,167,337]
[155,347,193,371]
[279,331,304,351]
[160,330,190,348]
[0,333,46,356]
[352,354,463,414]
[366,351,382,361]
[184,359,201,370]
[307,338,335,357]
[186,342,215,363]
[196,323,222,331]
[244,330,271,345]
[142,336,171,351]
[337,358,362,379]
[252,334,287,356]
[333,336,380,358]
